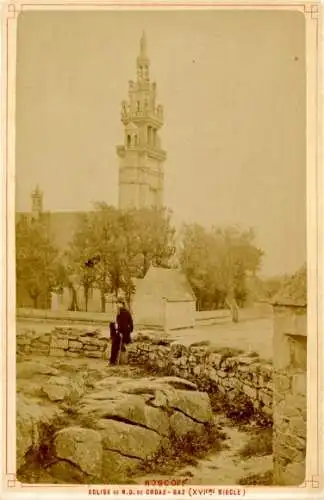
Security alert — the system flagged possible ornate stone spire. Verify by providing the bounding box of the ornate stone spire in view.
[137,30,150,82]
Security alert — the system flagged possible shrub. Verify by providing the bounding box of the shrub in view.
[238,428,273,459]
[205,346,244,362]
[238,470,273,485]
[247,351,259,358]
[208,390,257,425]
[226,393,254,423]
[135,423,227,475]
[190,340,211,348]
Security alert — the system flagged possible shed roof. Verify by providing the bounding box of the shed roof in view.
[136,265,196,302]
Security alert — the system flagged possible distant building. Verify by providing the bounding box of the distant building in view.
[132,265,196,332]
[18,193,85,253]
[117,32,167,210]
[16,187,87,309]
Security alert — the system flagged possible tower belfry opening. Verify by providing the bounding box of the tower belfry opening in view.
[116,32,167,210]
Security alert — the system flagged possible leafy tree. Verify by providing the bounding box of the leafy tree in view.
[180,223,264,316]
[67,204,175,311]
[16,216,61,309]
[261,275,289,300]
[65,213,100,312]
[127,206,176,276]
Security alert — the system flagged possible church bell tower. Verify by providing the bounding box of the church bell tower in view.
[117,32,167,210]
[31,185,43,219]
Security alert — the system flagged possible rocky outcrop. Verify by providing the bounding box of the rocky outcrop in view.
[16,394,64,471]
[54,427,103,479]
[42,374,86,403]
[17,369,214,484]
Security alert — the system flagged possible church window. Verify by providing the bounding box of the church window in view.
[127,134,131,147]
[136,101,141,113]
[147,126,152,144]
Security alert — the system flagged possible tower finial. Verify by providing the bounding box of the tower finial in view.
[140,30,147,58]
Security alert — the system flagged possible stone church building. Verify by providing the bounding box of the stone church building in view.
[16,33,174,312]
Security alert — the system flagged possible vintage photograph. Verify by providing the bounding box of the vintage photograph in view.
[14,7,309,488]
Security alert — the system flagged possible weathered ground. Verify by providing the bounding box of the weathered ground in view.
[17,352,272,485]
[134,418,273,485]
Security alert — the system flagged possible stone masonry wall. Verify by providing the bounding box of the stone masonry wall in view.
[16,327,109,360]
[127,342,273,418]
[272,305,307,486]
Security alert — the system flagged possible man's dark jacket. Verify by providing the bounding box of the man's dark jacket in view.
[116,307,133,344]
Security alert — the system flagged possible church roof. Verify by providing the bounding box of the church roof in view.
[136,265,196,302]
[16,211,88,251]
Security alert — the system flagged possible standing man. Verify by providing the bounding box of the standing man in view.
[116,299,133,363]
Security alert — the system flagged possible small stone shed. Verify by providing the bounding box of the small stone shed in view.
[272,266,307,485]
[132,266,196,332]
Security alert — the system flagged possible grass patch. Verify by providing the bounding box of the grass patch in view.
[135,423,227,475]
[190,340,211,348]
[209,390,273,429]
[247,351,260,358]
[238,428,273,459]
[209,391,254,424]
[238,470,273,485]
[206,346,245,362]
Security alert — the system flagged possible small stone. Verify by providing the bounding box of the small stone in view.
[37,334,51,344]
[17,338,31,346]
[84,351,102,359]
[68,340,82,350]
[49,348,65,357]
[84,344,100,351]
[51,338,69,350]
[259,390,272,408]
[193,365,201,376]
[242,384,258,400]
[65,352,80,358]
[81,336,101,345]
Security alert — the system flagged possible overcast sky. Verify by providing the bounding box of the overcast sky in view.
[15,9,306,277]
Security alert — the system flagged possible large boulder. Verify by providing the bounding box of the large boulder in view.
[17,362,59,379]
[95,419,164,460]
[17,367,216,483]
[77,391,170,436]
[42,375,85,403]
[169,411,205,438]
[54,427,103,479]
[16,395,63,471]
[167,390,213,423]
[102,450,140,483]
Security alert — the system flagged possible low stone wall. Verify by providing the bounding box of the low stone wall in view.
[127,342,273,418]
[16,327,109,359]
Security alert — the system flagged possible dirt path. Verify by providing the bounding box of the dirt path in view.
[134,417,272,485]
